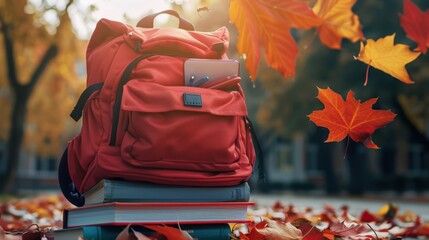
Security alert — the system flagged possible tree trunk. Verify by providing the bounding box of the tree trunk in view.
[0,19,58,193]
[1,93,28,193]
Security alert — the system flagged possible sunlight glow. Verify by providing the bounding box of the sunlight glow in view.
[70,0,173,39]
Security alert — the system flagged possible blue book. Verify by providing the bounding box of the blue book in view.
[54,224,232,240]
[83,179,250,205]
[63,202,252,227]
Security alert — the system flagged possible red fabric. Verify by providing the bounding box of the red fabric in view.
[67,18,255,193]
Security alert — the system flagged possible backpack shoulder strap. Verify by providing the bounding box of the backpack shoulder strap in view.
[70,82,104,122]
[245,116,266,183]
[58,147,85,207]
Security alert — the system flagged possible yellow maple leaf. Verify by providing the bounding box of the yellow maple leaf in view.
[354,34,421,86]
[313,0,364,49]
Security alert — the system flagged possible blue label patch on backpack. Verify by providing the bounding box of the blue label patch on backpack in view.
[183,93,202,107]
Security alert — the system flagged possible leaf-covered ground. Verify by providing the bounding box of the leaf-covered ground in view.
[1,194,429,239]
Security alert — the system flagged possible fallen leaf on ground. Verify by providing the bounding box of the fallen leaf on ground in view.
[131,228,152,240]
[142,225,193,240]
[115,224,131,240]
[256,218,302,240]
[328,221,369,237]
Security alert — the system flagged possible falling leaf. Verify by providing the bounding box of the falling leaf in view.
[308,87,396,150]
[229,0,322,80]
[354,34,421,85]
[400,0,429,54]
[313,0,364,49]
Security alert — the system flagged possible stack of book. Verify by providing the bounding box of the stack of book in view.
[54,179,252,239]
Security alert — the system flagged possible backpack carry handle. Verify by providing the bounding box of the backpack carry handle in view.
[137,10,195,31]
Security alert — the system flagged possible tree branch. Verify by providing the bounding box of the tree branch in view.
[26,44,58,94]
[25,0,74,93]
[0,16,20,90]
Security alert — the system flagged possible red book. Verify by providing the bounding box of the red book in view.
[63,202,253,228]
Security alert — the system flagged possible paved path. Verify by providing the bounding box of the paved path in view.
[250,192,429,221]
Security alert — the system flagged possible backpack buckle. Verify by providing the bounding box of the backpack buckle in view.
[183,93,202,107]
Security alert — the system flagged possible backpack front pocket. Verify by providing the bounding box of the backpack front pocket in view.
[120,82,248,172]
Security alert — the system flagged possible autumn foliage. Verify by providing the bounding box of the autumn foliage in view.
[230,0,427,150]
[400,0,429,54]
[2,195,429,239]
[1,0,429,239]
[312,0,364,49]
[229,0,364,79]
[229,0,321,80]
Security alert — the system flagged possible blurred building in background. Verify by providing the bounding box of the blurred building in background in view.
[255,125,429,195]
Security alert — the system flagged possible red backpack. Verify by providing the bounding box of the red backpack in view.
[58,10,263,206]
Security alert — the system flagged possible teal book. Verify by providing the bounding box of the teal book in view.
[63,202,253,227]
[54,224,232,240]
[83,179,250,205]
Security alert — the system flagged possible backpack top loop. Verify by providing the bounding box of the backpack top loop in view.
[137,9,195,31]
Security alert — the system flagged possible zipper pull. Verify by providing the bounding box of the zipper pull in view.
[134,40,142,52]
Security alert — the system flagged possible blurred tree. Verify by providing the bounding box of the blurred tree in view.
[0,0,85,193]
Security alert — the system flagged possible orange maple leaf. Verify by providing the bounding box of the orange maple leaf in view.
[229,0,322,80]
[400,0,429,54]
[308,87,396,150]
[313,0,364,49]
[354,34,421,86]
